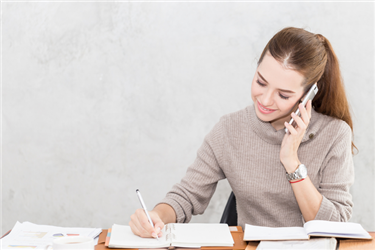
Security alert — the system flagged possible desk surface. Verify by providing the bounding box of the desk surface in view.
[2,226,373,249]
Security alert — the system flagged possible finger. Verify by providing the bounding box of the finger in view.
[135,209,156,237]
[153,219,165,237]
[130,212,150,238]
[299,102,310,125]
[129,220,141,237]
[307,99,312,118]
[284,121,298,135]
[291,112,307,131]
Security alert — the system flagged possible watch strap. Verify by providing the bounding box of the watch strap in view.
[286,164,306,181]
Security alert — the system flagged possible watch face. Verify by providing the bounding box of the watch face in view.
[299,164,307,177]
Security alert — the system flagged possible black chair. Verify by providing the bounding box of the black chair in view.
[220,192,237,226]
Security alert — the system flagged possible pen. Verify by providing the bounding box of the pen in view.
[136,189,159,239]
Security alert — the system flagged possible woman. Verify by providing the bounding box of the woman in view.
[129,27,357,238]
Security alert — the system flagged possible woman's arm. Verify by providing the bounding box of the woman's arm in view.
[282,100,354,222]
[153,203,177,224]
[290,176,323,221]
[284,159,323,222]
[286,124,354,222]
[129,117,227,237]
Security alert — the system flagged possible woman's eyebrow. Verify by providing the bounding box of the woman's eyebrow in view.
[257,71,296,94]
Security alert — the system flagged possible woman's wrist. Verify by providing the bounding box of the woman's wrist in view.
[153,204,177,224]
[282,159,301,174]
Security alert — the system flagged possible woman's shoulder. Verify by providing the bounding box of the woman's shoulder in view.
[209,106,252,139]
[312,109,352,140]
[218,106,250,126]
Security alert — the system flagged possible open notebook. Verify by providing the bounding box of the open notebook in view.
[244,220,372,241]
[108,223,234,248]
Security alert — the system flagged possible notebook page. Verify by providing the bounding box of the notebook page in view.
[304,220,372,239]
[244,224,309,241]
[108,224,170,248]
[257,238,337,250]
[170,223,234,247]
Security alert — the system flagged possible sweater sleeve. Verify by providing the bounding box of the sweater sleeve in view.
[314,122,354,222]
[156,118,227,223]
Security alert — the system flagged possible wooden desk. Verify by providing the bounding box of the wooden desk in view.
[3,227,373,250]
[95,227,247,250]
[338,232,375,249]
[245,232,375,250]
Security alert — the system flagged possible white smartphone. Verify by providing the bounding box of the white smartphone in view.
[285,83,319,134]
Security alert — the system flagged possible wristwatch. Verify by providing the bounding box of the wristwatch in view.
[286,164,307,181]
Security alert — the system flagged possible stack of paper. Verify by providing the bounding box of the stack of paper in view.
[1,221,102,250]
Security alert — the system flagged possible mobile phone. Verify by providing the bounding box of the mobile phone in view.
[284,83,319,134]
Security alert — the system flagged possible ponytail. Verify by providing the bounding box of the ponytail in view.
[312,35,358,155]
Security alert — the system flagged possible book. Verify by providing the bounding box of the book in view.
[244,220,372,241]
[108,223,234,248]
[256,237,337,250]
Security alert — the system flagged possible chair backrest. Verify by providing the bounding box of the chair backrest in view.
[220,191,237,226]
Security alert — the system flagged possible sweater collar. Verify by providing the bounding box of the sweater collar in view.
[247,103,322,145]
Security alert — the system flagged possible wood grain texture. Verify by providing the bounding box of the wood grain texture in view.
[338,232,375,250]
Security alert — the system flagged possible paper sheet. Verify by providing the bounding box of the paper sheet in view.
[1,221,101,250]
[244,224,309,241]
[256,237,337,250]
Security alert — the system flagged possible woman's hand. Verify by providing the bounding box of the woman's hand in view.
[280,100,312,173]
[129,209,165,238]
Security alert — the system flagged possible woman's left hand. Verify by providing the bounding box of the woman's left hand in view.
[280,100,312,173]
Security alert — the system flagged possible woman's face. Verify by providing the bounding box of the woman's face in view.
[251,52,306,131]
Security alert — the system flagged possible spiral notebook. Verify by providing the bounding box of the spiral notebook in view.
[107,223,234,248]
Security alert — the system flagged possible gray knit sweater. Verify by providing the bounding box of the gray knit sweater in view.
[158,104,354,229]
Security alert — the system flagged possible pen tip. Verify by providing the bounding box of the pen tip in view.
[136,189,139,192]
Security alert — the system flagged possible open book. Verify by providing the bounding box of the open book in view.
[108,223,234,248]
[244,220,372,241]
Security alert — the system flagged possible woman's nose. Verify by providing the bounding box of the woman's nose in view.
[261,90,274,106]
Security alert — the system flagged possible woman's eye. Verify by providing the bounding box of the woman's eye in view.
[257,80,290,100]
[256,80,266,87]
[279,94,289,100]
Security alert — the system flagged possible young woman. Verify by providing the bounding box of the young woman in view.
[129,27,357,238]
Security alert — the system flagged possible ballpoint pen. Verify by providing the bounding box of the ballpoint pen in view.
[136,189,159,239]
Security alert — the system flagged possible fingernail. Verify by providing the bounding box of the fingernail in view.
[291,112,295,116]
[156,227,160,233]
[152,232,157,238]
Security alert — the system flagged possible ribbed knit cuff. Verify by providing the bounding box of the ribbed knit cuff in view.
[314,195,334,221]
[155,198,186,223]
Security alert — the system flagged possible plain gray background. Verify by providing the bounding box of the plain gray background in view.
[2,1,374,234]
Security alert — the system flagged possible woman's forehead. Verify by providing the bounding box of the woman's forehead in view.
[258,53,305,92]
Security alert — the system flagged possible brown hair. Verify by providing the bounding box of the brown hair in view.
[258,27,358,155]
